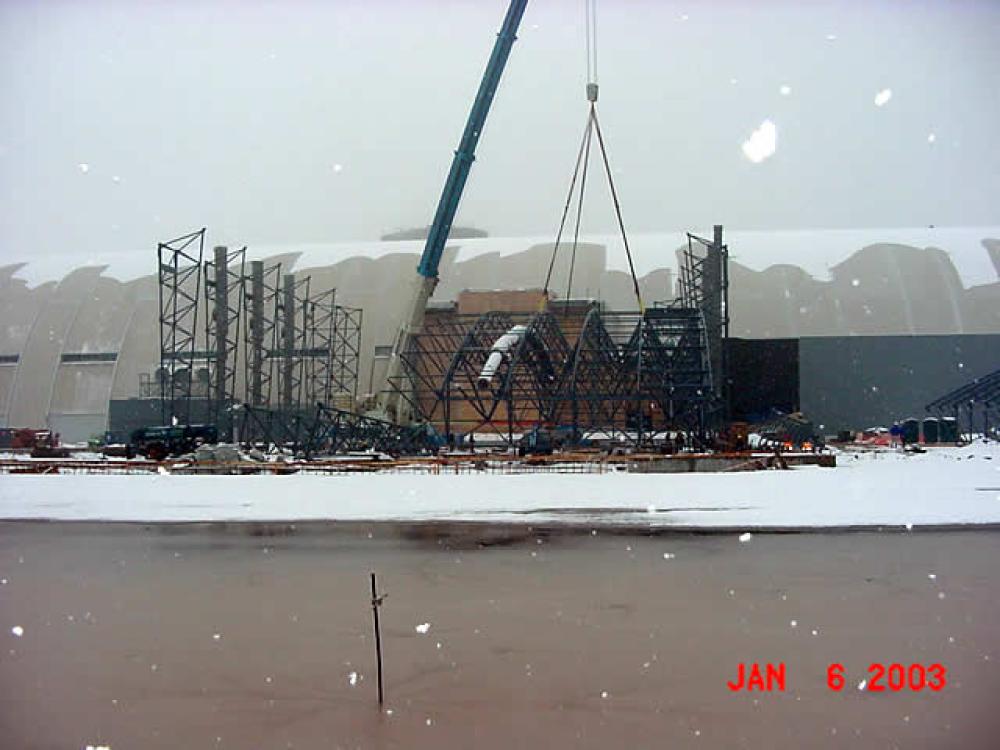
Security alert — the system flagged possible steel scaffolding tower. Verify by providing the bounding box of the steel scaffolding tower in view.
[676,225,729,416]
[271,273,312,411]
[157,228,206,425]
[154,230,364,453]
[243,260,283,408]
[332,304,363,400]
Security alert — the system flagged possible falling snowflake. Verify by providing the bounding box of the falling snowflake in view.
[738,532,753,543]
[790,620,798,628]
[741,119,777,164]
[415,622,431,634]
[11,626,24,637]
[927,133,936,144]
[662,552,676,560]
[332,163,344,173]
[78,163,90,174]
[874,88,893,107]
[858,679,867,691]
[779,85,791,96]
[348,671,358,686]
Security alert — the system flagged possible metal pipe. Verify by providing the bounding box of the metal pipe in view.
[477,325,527,390]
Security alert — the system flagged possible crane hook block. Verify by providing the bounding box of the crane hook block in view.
[586,82,599,102]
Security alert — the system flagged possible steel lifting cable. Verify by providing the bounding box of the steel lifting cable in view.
[564,110,594,311]
[585,0,598,83]
[543,116,594,296]
[544,0,644,312]
[591,108,644,312]
[544,0,599,301]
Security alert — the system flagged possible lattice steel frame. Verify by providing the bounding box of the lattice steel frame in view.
[677,229,729,415]
[272,275,310,411]
[158,228,206,425]
[243,261,283,409]
[393,306,718,448]
[303,404,437,457]
[927,367,1000,441]
[155,231,368,451]
[332,304,363,399]
[298,291,361,406]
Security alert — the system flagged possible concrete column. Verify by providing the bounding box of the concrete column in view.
[213,246,229,407]
[281,274,296,409]
[249,261,265,406]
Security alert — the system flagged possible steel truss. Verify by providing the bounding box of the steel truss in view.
[332,304,363,400]
[243,260,283,409]
[155,230,364,453]
[304,404,438,458]
[158,228,206,425]
[392,305,717,449]
[676,229,729,414]
[236,404,313,453]
[926,367,1000,441]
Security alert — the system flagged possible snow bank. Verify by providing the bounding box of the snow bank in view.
[0,444,998,529]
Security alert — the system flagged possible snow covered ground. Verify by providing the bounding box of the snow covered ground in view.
[0,444,998,529]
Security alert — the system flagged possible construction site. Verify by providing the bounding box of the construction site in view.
[1,0,997,471]
[3,2,1000,749]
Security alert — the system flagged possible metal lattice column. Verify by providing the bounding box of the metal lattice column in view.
[157,228,206,425]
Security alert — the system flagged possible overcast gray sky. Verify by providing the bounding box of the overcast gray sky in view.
[1,0,998,262]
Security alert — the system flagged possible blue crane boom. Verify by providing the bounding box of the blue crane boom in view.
[417,0,528,278]
[374,0,528,424]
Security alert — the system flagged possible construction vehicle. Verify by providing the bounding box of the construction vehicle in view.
[25,429,71,459]
[372,0,528,425]
[130,424,219,461]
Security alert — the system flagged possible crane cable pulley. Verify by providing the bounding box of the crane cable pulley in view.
[543,0,644,313]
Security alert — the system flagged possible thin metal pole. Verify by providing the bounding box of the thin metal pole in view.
[370,572,384,706]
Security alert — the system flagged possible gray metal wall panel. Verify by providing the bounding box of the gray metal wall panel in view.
[799,334,1000,432]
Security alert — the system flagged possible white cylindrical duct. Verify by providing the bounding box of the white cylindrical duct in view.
[477,325,527,389]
